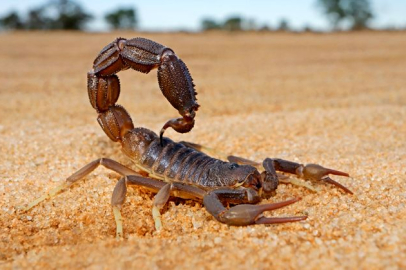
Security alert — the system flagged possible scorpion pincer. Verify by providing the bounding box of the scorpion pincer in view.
[20,37,353,238]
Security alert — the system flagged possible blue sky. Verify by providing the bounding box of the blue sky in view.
[1,0,405,31]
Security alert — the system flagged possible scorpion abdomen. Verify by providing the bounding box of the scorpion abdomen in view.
[136,135,228,186]
[123,127,256,189]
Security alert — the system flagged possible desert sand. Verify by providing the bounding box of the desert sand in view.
[1,31,405,269]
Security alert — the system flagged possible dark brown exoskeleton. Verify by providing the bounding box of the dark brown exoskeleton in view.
[88,37,199,143]
[21,37,353,238]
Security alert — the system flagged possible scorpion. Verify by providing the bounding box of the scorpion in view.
[21,37,353,238]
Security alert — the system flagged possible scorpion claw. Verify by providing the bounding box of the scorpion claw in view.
[217,198,307,226]
[255,215,308,225]
[322,176,354,195]
[299,164,353,194]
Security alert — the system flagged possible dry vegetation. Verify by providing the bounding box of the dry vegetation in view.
[0,31,405,269]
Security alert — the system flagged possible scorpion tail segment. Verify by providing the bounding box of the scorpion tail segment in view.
[157,49,199,139]
[87,73,120,112]
[120,37,166,73]
[204,191,305,226]
[157,50,198,116]
[97,105,135,142]
[299,164,353,194]
[93,38,129,76]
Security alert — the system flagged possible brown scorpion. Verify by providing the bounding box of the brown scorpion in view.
[21,37,352,238]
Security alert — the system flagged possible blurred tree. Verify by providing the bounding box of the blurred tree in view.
[223,16,243,31]
[303,25,314,32]
[0,11,24,30]
[347,0,374,30]
[259,24,272,32]
[277,19,290,31]
[50,0,93,30]
[201,18,221,31]
[317,0,373,30]
[0,0,92,30]
[26,8,51,30]
[105,8,137,30]
[245,18,257,31]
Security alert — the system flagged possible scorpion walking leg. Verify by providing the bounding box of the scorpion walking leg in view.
[111,175,169,239]
[152,183,171,231]
[19,158,140,212]
[268,158,353,194]
[114,176,204,237]
[111,177,127,239]
[229,155,316,191]
[110,175,193,238]
[151,181,206,231]
[203,188,307,226]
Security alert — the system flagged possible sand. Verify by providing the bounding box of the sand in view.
[1,31,405,269]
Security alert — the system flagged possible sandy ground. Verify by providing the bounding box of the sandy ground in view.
[0,31,405,269]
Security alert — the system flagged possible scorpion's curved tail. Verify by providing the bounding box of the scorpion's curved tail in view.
[87,37,199,145]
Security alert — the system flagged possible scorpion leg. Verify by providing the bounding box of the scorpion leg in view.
[268,158,353,194]
[111,177,127,239]
[111,176,204,238]
[228,156,318,192]
[19,160,206,238]
[18,158,140,212]
[113,176,205,237]
[151,181,208,231]
[203,188,307,226]
[113,175,207,234]
[152,183,171,231]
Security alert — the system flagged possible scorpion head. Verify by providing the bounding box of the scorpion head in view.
[230,166,279,198]
[208,163,258,190]
[220,163,263,191]
[227,164,278,198]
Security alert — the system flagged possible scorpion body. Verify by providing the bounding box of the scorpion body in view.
[123,128,261,191]
[21,37,353,238]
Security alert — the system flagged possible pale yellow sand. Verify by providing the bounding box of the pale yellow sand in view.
[1,31,405,269]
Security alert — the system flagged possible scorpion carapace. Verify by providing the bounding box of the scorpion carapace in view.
[20,37,353,238]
